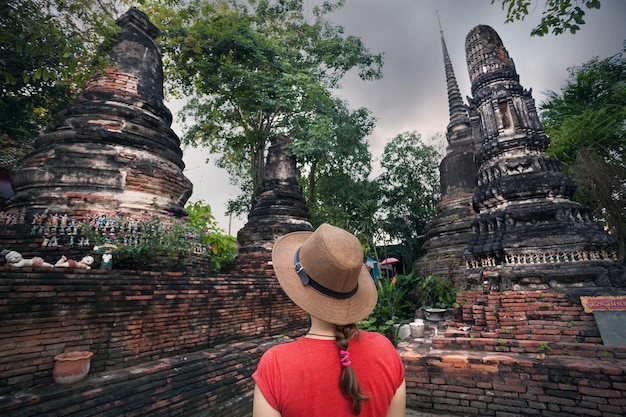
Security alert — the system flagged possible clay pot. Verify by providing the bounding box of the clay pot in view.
[53,351,93,385]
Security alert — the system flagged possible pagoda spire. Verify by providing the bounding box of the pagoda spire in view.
[438,12,469,133]
[413,13,478,281]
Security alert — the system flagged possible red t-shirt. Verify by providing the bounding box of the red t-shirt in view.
[252,330,405,416]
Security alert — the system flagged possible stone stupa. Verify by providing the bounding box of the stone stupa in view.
[225,135,312,273]
[462,25,619,289]
[6,8,192,221]
[414,20,479,281]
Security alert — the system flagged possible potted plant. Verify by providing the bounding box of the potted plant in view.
[412,274,458,321]
[359,274,417,345]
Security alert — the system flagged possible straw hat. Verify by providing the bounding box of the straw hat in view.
[271,224,377,325]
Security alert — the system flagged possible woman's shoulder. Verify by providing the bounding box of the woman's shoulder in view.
[259,337,321,359]
[261,338,300,355]
[358,330,396,349]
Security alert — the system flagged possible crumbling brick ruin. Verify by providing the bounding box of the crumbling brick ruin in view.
[406,24,626,417]
[6,8,192,221]
[1,10,625,417]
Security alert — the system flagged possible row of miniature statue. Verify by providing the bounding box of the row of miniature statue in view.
[467,249,619,268]
[1,250,94,269]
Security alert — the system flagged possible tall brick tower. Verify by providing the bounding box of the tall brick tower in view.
[6,8,192,220]
[463,25,618,288]
[414,21,479,280]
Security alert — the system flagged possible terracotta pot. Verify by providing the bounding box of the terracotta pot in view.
[53,351,93,385]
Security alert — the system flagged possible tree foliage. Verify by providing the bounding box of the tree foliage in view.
[494,0,602,36]
[292,94,376,232]
[570,149,626,260]
[185,200,238,271]
[0,0,130,145]
[308,177,381,249]
[540,47,626,259]
[150,0,384,212]
[377,132,442,270]
[350,195,384,261]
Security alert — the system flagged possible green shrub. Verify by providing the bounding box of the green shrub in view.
[412,274,458,308]
[82,201,237,272]
[359,273,418,344]
[185,201,238,272]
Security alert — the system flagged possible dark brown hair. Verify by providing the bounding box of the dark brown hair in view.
[335,324,369,415]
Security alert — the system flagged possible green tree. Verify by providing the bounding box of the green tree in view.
[308,178,380,243]
[185,200,238,271]
[494,0,602,36]
[292,96,374,206]
[0,0,129,144]
[540,48,626,259]
[151,0,383,209]
[291,94,377,232]
[351,196,384,261]
[377,132,442,271]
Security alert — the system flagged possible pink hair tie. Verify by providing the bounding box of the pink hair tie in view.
[339,349,352,367]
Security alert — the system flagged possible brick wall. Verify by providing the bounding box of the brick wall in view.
[399,288,626,416]
[0,262,308,400]
[0,336,296,417]
[401,341,626,416]
[448,290,602,347]
[3,238,626,417]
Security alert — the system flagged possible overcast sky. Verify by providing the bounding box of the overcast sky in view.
[174,0,626,236]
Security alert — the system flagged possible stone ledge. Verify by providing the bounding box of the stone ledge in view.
[432,333,626,358]
[0,334,298,417]
[399,336,626,417]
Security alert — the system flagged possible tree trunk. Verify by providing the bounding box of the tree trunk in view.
[308,159,317,205]
[252,140,266,193]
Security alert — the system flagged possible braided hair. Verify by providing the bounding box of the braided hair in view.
[334,324,369,415]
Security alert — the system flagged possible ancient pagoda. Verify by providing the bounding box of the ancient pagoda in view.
[6,8,192,221]
[462,25,618,288]
[416,24,622,291]
[230,135,312,270]
[414,21,479,280]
